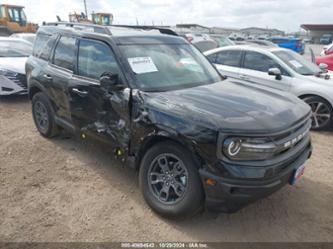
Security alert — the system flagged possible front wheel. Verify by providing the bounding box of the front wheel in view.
[139,141,204,219]
[303,96,333,130]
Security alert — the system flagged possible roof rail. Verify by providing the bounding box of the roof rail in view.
[42,22,178,36]
[111,25,178,36]
[43,22,111,35]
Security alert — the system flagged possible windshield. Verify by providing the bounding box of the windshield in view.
[273,50,321,75]
[0,40,32,57]
[120,44,221,91]
[219,37,235,46]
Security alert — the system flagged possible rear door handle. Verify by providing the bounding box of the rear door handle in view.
[72,88,88,97]
[43,74,53,80]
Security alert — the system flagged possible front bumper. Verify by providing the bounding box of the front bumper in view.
[199,139,312,213]
[0,73,27,95]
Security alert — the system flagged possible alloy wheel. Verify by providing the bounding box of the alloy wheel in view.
[34,101,49,133]
[308,101,331,129]
[148,153,188,204]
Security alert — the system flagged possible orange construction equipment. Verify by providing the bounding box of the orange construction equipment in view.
[0,4,38,36]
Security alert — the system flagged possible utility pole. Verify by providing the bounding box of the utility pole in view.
[83,0,88,18]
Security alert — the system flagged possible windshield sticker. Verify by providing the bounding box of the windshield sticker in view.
[128,57,158,74]
[289,60,303,68]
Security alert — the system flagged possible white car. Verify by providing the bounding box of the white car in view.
[0,37,32,95]
[204,45,333,130]
[10,33,36,45]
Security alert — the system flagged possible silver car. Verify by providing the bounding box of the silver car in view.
[204,45,333,130]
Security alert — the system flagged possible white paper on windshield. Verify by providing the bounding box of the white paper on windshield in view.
[128,57,158,74]
[289,60,303,68]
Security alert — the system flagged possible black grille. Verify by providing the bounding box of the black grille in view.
[3,71,27,90]
[271,118,311,157]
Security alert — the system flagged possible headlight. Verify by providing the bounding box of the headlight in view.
[222,137,276,161]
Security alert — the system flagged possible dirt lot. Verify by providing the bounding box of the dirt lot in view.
[0,96,333,242]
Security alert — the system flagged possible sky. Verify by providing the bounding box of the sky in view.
[6,0,333,32]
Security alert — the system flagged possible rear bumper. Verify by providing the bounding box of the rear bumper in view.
[199,141,312,213]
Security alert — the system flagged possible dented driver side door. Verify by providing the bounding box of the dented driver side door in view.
[68,38,131,148]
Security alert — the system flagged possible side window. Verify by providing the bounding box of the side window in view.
[243,51,282,73]
[215,50,242,67]
[206,53,217,64]
[53,36,76,71]
[33,34,49,58]
[77,39,120,80]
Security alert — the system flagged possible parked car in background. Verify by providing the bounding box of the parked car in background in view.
[320,43,333,56]
[270,37,305,54]
[0,37,32,95]
[183,33,218,52]
[247,40,278,47]
[192,39,218,52]
[320,34,333,45]
[204,45,333,130]
[10,33,36,44]
[26,24,312,218]
[316,54,333,71]
[210,35,235,47]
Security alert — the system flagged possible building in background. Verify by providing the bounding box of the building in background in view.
[240,27,285,38]
[301,24,333,43]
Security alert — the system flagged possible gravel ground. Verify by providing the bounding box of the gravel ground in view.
[0,96,332,242]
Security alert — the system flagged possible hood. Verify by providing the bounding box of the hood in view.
[142,79,310,133]
[0,57,28,75]
[301,74,333,86]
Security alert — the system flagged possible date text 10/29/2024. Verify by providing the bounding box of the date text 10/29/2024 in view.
[121,242,208,248]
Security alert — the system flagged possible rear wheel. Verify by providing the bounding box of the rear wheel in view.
[303,96,333,130]
[139,141,204,219]
[32,92,60,137]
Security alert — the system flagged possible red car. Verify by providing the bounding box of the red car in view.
[316,54,333,71]
[321,43,333,56]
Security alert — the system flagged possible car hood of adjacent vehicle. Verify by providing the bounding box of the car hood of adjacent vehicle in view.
[142,79,310,134]
[0,57,27,75]
[301,73,333,87]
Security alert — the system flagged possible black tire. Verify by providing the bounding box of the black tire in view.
[139,141,204,219]
[32,92,60,138]
[302,96,333,131]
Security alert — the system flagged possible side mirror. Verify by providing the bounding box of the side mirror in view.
[268,67,282,80]
[319,63,328,73]
[99,72,123,91]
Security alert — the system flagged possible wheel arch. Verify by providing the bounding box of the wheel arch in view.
[298,93,333,108]
[134,130,204,171]
[29,85,42,100]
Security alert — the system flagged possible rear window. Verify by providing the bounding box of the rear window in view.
[271,39,287,44]
[53,36,76,71]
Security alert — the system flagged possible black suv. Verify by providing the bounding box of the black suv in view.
[26,23,312,219]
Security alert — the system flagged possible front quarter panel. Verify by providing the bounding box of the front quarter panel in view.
[291,77,333,107]
[130,90,219,167]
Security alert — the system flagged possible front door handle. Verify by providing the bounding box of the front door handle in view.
[72,88,88,97]
[43,74,53,80]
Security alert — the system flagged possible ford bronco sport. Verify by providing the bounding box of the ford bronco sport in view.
[26,23,312,219]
